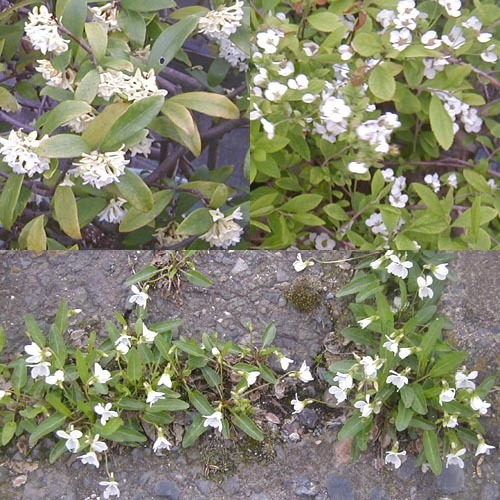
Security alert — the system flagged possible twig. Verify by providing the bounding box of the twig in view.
[448,57,500,88]
[156,76,180,96]
[0,111,35,132]
[159,67,206,91]
[57,24,96,65]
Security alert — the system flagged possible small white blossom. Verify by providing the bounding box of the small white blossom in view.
[354,394,374,418]
[475,438,495,456]
[480,45,498,63]
[439,387,456,405]
[56,425,83,453]
[348,161,368,174]
[293,253,314,272]
[100,476,120,499]
[89,434,108,453]
[140,324,158,343]
[90,363,112,385]
[278,354,294,371]
[470,395,490,415]
[385,447,407,469]
[417,275,434,299]
[398,347,413,359]
[203,411,223,432]
[256,28,284,54]
[200,207,244,249]
[314,233,336,250]
[328,385,348,404]
[45,369,65,386]
[245,371,260,387]
[291,393,306,414]
[30,362,51,379]
[445,448,466,468]
[334,372,354,391]
[98,198,127,224]
[360,355,384,379]
[357,316,378,329]
[129,285,149,308]
[94,402,118,426]
[115,333,132,355]
[386,370,409,391]
[426,263,449,281]
[35,59,75,90]
[158,373,172,388]
[146,386,166,407]
[198,1,244,40]
[302,41,320,57]
[297,361,314,383]
[153,430,172,454]
[387,254,413,279]
[443,413,459,428]
[455,369,477,390]
[24,342,51,364]
[78,451,100,468]
[90,2,120,32]
[24,6,69,55]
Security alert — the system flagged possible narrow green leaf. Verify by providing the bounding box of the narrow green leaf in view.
[427,352,467,378]
[338,413,371,440]
[188,391,215,415]
[74,69,100,103]
[232,414,264,441]
[45,393,72,417]
[169,92,240,119]
[121,0,176,11]
[19,215,47,250]
[423,430,443,475]
[85,22,108,62]
[429,94,454,150]
[174,339,206,357]
[182,415,207,448]
[127,347,142,382]
[1,421,16,446]
[182,269,213,287]
[49,439,68,463]
[147,398,190,413]
[280,194,323,213]
[262,323,276,348]
[115,168,154,212]
[117,398,146,411]
[201,366,221,387]
[53,186,82,240]
[107,425,147,443]
[29,413,66,447]
[0,173,24,230]
[395,400,414,431]
[39,101,93,135]
[35,134,91,158]
[125,265,160,286]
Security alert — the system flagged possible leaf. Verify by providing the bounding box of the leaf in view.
[101,96,164,152]
[117,398,147,411]
[262,323,276,348]
[423,430,443,475]
[148,15,202,73]
[49,324,67,368]
[400,385,415,408]
[125,265,160,286]
[182,269,213,287]
[106,425,147,443]
[412,184,445,215]
[395,399,413,431]
[280,194,323,213]
[307,12,341,32]
[118,190,173,232]
[176,208,213,236]
[19,215,47,251]
[85,22,107,62]
[337,272,379,298]
[77,197,108,227]
[169,92,240,119]
[201,366,221,387]
[1,421,16,446]
[174,339,206,358]
[337,413,371,440]
[232,414,264,441]
[0,173,24,230]
[369,65,395,101]
[427,352,467,378]
[117,9,146,46]
[127,347,142,382]
[49,439,68,464]
[352,32,382,57]
[45,393,72,417]
[147,398,190,413]
[82,102,129,149]
[115,168,154,212]
[29,413,66,447]
[53,186,82,240]
[35,134,91,158]
[182,415,207,448]
[39,101,93,135]
[121,0,176,11]
[0,85,19,112]
[429,94,454,150]
[0,327,4,354]
[74,69,100,103]
[189,391,215,415]
[11,359,27,393]
[419,318,444,370]
[56,0,87,38]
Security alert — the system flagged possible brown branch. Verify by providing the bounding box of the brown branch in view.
[447,57,500,88]
[0,110,35,132]
[57,24,96,65]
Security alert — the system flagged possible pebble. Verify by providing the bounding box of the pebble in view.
[222,476,240,496]
[154,480,180,499]
[435,464,465,494]
[326,474,355,500]
[298,408,319,430]
[231,258,249,274]
[396,455,418,482]
[293,475,318,497]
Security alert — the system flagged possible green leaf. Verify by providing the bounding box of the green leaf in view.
[262,322,276,348]
[307,12,341,32]
[189,390,215,415]
[11,359,27,393]
[117,9,146,46]
[121,0,176,11]
[0,173,24,230]
[182,415,207,448]
[106,425,147,443]
[340,327,377,346]
[201,366,221,387]
[148,15,202,72]
[337,272,379,298]
[423,430,442,475]
[118,189,173,232]
[115,168,154,212]
[117,398,147,411]
[174,339,206,358]
[35,134,91,158]
[49,324,67,368]
[39,101,93,135]
[53,186,82,240]
[352,32,382,57]
[74,69,100,103]
[169,92,240,119]
[56,0,86,38]
[101,96,164,152]
[75,350,89,384]
[232,414,264,441]
[412,184,445,215]
[125,265,160,286]
[45,393,72,417]
[176,208,213,236]
[1,421,16,446]
[182,269,213,287]
[29,413,66,447]
[337,413,371,440]
[49,439,68,463]
[280,194,323,213]
[126,347,142,382]
[395,399,413,431]
[19,215,47,250]
[77,197,108,227]
[462,169,492,193]
[0,326,5,354]
[369,65,395,101]
[82,102,129,149]
[147,398,190,413]
[419,318,444,370]
[429,94,454,150]
[85,22,107,62]
[427,352,467,378]
[400,385,415,408]
[0,86,19,112]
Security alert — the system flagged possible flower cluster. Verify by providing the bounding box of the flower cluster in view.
[35,60,76,90]
[199,207,244,249]
[0,129,50,177]
[71,147,129,189]
[98,197,128,224]
[90,2,120,32]
[24,6,69,55]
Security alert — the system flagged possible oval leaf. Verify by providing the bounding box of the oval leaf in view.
[169,92,240,119]
[35,134,91,158]
[429,94,454,150]
[232,414,264,441]
[115,168,154,212]
[53,186,82,239]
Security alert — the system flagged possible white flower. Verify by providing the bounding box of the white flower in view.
[447,172,458,188]
[94,402,118,426]
[91,363,112,385]
[386,370,409,391]
[291,393,306,414]
[200,207,244,249]
[442,26,466,49]
[398,347,413,359]
[334,372,354,390]
[90,2,120,32]
[78,451,100,468]
[385,448,407,469]
[264,81,288,102]
[445,448,466,468]
[302,41,320,57]
[383,335,399,355]
[288,74,309,90]
[140,324,158,343]
[98,198,127,224]
[24,342,51,364]
[382,168,395,182]
[0,390,6,400]
[24,6,69,55]
[89,434,108,453]
[256,28,283,54]
[354,395,374,418]
[218,38,249,71]
[100,476,120,499]
[158,373,172,388]
[477,32,492,43]
[328,385,348,404]
[72,147,129,189]
[30,362,51,379]
[98,69,167,102]
[475,439,495,456]
[426,263,449,281]
[360,355,384,379]
[146,387,166,407]
[389,191,408,209]
[153,432,172,454]
[35,59,75,90]
[417,275,434,299]
[470,395,490,415]
[338,44,354,60]
[260,118,275,140]
[45,369,65,386]
[455,369,477,390]
[443,413,459,428]
[297,361,314,383]
[421,30,442,49]
[320,97,351,123]
[390,28,413,51]
[293,253,315,272]
[56,426,83,453]
[438,0,462,17]
[314,233,336,250]
[424,173,441,193]
[245,371,260,387]
[115,334,132,355]
[129,285,149,308]
[462,16,482,31]
[198,1,244,40]
[203,411,223,432]
[387,254,413,279]
[439,387,456,405]
[480,45,498,63]
[348,161,368,174]
[357,316,378,329]
[278,354,294,371]
[0,129,51,177]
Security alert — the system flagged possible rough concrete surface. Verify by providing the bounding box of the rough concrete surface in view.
[0,250,498,500]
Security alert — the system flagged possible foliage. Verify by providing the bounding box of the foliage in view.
[250,0,500,250]
[0,1,249,249]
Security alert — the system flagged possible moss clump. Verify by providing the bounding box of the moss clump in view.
[285,276,322,313]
